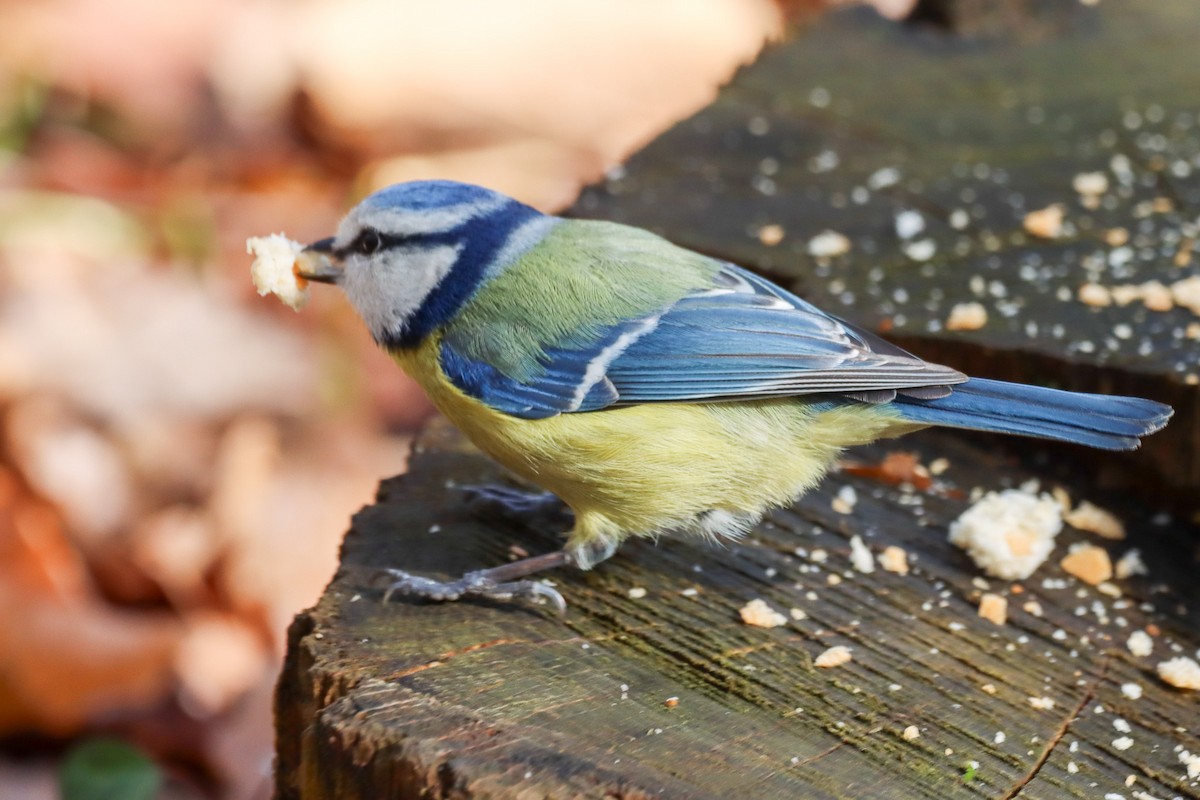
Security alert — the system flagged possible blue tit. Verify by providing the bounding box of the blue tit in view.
[296,180,1171,610]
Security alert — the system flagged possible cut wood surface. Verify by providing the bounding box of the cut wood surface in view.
[276,3,1199,798]
[276,420,1198,800]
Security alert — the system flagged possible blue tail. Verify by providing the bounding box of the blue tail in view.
[892,378,1172,451]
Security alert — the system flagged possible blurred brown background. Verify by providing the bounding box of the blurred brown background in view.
[0,1,918,797]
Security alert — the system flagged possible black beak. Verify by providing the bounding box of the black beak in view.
[296,238,342,284]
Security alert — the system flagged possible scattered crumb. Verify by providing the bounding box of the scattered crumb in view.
[946,301,988,331]
[627,587,647,599]
[1028,696,1056,710]
[1170,275,1200,315]
[740,598,788,628]
[978,593,1008,625]
[826,573,842,586]
[1023,600,1044,617]
[1066,761,1079,774]
[1078,282,1112,307]
[1024,204,1065,239]
[1103,227,1129,247]
[895,209,925,239]
[1127,630,1153,658]
[1114,549,1148,580]
[1051,486,1072,514]
[832,485,858,515]
[902,725,920,741]
[1113,718,1132,733]
[849,535,875,573]
[879,545,909,575]
[981,683,997,694]
[993,731,1006,745]
[948,488,1063,580]
[1139,281,1174,311]
[902,238,937,261]
[247,234,308,311]
[929,457,950,476]
[815,645,853,668]
[1120,683,1143,700]
[808,230,851,258]
[664,696,679,708]
[1064,501,1126,540]
[1156,656,1200,690]
[789,607,807,621]
[758,224,785,247]
[1060,543,1113,585]
[1112,736,1134,751]
[1073,171,1109,198]
[1179,750,1200,780]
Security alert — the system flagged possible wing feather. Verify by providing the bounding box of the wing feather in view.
[439,251,965,418]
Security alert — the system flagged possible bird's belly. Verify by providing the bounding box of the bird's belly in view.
[395,343,912,538]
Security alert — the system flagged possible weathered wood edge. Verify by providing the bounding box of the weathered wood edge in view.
[275,419,1198,800]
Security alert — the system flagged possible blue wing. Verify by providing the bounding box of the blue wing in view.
[439,262,966,419]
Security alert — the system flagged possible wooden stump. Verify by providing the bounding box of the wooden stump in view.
[276,2,1199,797]
[276,420,1198,799]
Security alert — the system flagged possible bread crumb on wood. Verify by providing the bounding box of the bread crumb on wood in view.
[1027,696,1055,710]
[1156,656,1200,690]
[1078,282,1112,307]
[758,224,785,247]
[1072,171,1109,198]
[247,234,308,311]
[849,535,874,573]
[946,301,988,331]
[1064,501,1126,539]
[1060,543,1113,585]
[740,598,787,628]
[831,485,857,515]
[1023,204,1065,239]
[879,545,909,575]
[1126,630,1153,658]
[815,645,853,668]
[808,230,850,258]
[1114,548,1147,580]
[948,488,1062,580]
[977,593,1008,625]
[902,725,920,741]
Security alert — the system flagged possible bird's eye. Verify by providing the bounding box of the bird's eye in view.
[354,228,382,256]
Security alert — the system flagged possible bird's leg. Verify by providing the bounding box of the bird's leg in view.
[380,550,573,613]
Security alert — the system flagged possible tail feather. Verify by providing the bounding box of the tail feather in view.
[893,378,1171,451]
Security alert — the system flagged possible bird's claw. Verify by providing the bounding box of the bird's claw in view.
[379,568,567,613]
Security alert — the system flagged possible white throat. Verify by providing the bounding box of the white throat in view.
[340,244,462,341]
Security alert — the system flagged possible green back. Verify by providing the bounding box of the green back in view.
[443,219,720,381]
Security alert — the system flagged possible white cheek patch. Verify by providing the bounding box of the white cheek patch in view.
[340,244,462,340]
[336,197,507,243]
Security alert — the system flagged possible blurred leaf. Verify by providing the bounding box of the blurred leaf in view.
[0,78,49,155]
[59,738,162,800]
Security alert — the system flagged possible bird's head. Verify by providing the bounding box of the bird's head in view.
[297,180,547,348]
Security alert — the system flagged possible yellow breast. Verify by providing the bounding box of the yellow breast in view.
[393,338,918,552]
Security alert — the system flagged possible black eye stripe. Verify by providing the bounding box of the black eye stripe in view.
[334,229,415,259]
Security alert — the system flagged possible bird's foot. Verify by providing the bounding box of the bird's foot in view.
[462,484,571,524]
[377,549,572,613]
